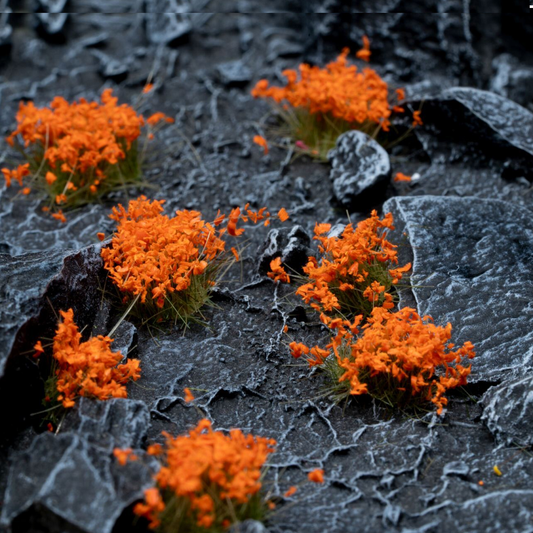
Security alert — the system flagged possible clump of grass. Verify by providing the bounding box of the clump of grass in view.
[32,308,141,430]
[289,307,475,415]
[100,196,290,329]
[127,420,277,532]
[251,42,420,162]
[1,89,173,222]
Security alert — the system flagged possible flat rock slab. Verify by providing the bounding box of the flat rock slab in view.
[384,195,533,382]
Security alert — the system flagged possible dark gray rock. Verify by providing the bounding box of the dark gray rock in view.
[411,88,533,172]
[329,130,390,210]
[481,374,533,447]
[35,0,69,39]
[217,60,253,87]
[384,195,533,383]
[490,54,533,109]
[92,50,130,82]
[0,244,104,381]
[0,399,153,533]
[0,4,12,56]
[257,224,311,275]
[145,0,192,45]
[439,87,533,159]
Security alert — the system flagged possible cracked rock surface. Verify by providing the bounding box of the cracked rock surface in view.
[1,3,533,533]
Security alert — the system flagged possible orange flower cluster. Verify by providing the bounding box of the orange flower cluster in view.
[35,309,141,408]
[251,47,403,132]
[295,307,475,414]
[102,196,285,321]
[295,211,411,320]
[134,419,276,530]
[2,89,173,217]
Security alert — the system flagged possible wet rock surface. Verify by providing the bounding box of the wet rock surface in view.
[1,3,533,533]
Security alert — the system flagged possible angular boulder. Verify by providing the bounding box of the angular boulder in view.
[329,130,390,210]
[384,195,533,382]
[0,399,153,533]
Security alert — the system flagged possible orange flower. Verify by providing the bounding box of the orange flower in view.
[39,309,141,409]
[289,341,310,359]
[394,172,412,182]
[251,48,398,132]
[22,187,31,195]
[51,210,66,223]
[329,307,475,414]
[3,90,172,220]
[146,112,174,126]
[412,110,423,127]
[184,387,195,403]
[135,420,276,530]
[296,211,411,320]
[101,197,274,322]
[396,88,406,101]
[277,207,289,222]
[267,257,290,283]
[113,447,138,466]
[308,469,324,483]
[356,35,371,62]
[253,135,269,155]
[143,83,155,94]
[284,486,298,498]
[97,232,106,241]
[33,340,45,359]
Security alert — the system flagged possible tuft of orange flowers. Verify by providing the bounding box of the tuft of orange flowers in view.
[34,309,141,409]
[2,89,173,219]
[251,42,410,160]
[295,211,411,321]
[101,196,287,326]
[134,419,276,531]
[295,307,475,414]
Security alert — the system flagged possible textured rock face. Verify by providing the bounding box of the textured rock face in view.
[2,4,533,533]
[0,245,104,380]
[145,0,192,45]
[329,130,390,209]
[257,225,311,275]
[384,195,533,382]
[481,375,533,447]
[0,399,153,533]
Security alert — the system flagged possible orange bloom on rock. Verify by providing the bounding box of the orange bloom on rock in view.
[253,135,269,155]
[3,90,173,220]
[308,469,324,483]
[296,211,411,320]
[101,196,281,325]
[331,307,475,414]
[267,257,290,283]
[394,172,412,182]
[39,309,141,409]
[356,35,371,62]
[134,419,276,530]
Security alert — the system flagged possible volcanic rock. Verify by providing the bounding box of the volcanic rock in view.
[329,130,390,210]
[384,195,533,382]
[0,399,153,533]
[481,374,533,447]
